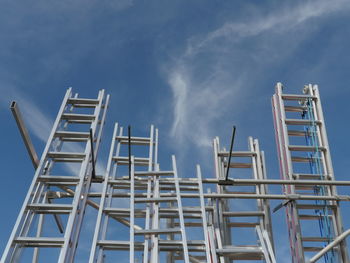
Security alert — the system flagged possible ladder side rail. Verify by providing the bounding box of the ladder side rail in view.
[142,125,155,263]
[96,126,123,263]
[312,85,349,262]
[254,141,275,248]
[1,88,73,263]
[150,165,160,263]
[256,226,272,263]
[151,126,160,263]
[152,129,159,262]
[213,138,230,257]
[29,97,80,263]
[151,129,160,263]
[67,90,109,262]
[274,84,305,263]
[130,156,135,263]
[207,189,224,263]
[172,156,190,263]
[273,88,298,262]
[31,193,48,263]
[88,123,119,263]
[260,150,275,249]
[59,90,105,262]
[249,136,263,216]
[207,226,218,263]
[262,229,277,263]
[196,165,212,263]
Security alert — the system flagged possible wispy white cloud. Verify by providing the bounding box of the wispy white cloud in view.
[166,0,350,154]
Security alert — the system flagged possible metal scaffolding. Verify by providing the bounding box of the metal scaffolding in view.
[2,84,350,263]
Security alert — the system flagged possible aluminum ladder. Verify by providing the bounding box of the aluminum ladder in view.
[272,83,349,263]
[1,88,109,263]
[88,125,190,263]
[213,136,276,263]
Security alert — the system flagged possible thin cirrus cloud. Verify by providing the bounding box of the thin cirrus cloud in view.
[166,0,350,155]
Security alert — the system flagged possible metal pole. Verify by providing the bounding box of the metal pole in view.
[225,126,236,181]
[10,101,39,169]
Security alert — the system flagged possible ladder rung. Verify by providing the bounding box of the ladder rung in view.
[54,131,90,141]
[27,204,73,214]
[135,228,181,235]
[61,113,95,122]
[284,105,306,112]
[134,171,174,176]
[160,240,205,246]
[223,211,265,217]
[299,214,332,220]
[304,246,324,252]
[226,162,253,168]
[38,175,80,183]
[291,156,322,163]
[113,156,150,166]
[289,145,326,152]
[296,204,336,210]
[14,237,65,247]
[216,246,263,258]
[288,130,311,137]
[116,136,152,145]
[160,186,199,192]
[228,222,259,227]
[295,185,316,190]
[97,240,143,250]
[285,119,321,126]
[47,152,86,160]
[293,173,330,180]
[67,98,100,105]
[302,237,332,242]
[134,197,177,203]
[218,151,256,157]
[282,94,317,101]
[104,208,146,217]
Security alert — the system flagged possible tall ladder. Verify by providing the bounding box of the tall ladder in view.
[1,88,109,263]
[176,165,215,263]
[272,83,349,263]
[89,125,190,263]
[213,136,276,263]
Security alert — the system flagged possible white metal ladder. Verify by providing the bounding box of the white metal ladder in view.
[272,83,349,263]
[212,136,276,262]
[89,125,190,263]
[1,89,109,263]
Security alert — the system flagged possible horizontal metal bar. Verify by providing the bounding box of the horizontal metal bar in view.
[308,229,350,263]
[218,178,350,186]
[86,192,350,201]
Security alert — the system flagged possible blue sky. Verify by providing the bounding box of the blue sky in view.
[1,0,350,262]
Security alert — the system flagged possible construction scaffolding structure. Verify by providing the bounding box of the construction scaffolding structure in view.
[1,83,350,263]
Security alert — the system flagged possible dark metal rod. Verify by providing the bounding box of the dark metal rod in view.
[225,126,236,181]
[47,199,64,233]
[128,125,131,180]
[90,128,96,179]
[10,101,40,169]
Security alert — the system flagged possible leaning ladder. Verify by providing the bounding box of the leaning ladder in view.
[213,136,276,263]
[272,83,349,263]
[1,88,109,263]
